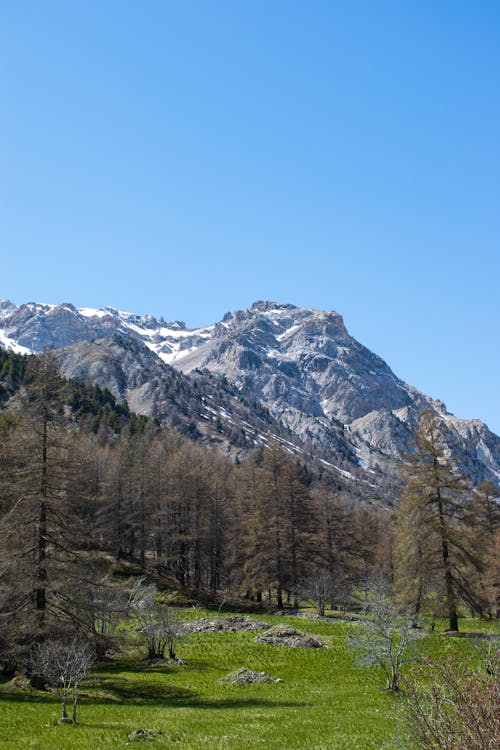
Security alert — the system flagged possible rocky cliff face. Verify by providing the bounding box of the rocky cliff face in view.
[54,334,312,461]
[1,298,499,489]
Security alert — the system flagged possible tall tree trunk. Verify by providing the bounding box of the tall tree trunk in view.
[71,690,78,724]
[437,489,459,631]
[276,585,283,609]
[36,416,48,638]
[60,687,70,722]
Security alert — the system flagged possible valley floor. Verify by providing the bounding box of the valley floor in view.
[0,611,498,750]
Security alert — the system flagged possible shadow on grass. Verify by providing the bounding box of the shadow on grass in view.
[178,697,312,710]
[0,690,58,704]
[80,695,312,713]
[73,722,130,730]
[0,655,313,711]
[0,678,192,706]
[88,678,313,711]
[94,658,179,675]
[0,682,311,711]
[90,677,195,703]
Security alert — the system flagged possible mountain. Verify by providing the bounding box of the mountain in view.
[1,298,499,493]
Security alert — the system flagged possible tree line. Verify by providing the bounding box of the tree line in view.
[0,352,498,673]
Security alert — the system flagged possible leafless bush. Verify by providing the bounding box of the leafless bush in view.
[301,568,349,616]
[396,651,499,749]
[349,581,420,691]
[90,578,128,638]
[129,580,184,660]
[30,638,94,724]
[86,577,128,657]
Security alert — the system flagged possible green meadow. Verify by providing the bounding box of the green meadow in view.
[0,611,497,750]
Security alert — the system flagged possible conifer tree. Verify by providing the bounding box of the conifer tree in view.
[236,444,314,608]
[470,480,500,618]
[395,410,482,631]
[0,354,95,671]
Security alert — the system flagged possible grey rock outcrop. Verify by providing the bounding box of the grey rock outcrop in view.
[254,624,326,648]
[1,298,498,489]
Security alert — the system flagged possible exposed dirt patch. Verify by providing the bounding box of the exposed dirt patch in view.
[254,624,326,648]
[183,615,271,633]
[220,668,281,685]
[127,728,163,741]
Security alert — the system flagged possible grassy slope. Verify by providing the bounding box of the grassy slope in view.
[0,612,497,750]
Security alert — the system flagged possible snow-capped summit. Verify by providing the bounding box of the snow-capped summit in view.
[1,298,499,486]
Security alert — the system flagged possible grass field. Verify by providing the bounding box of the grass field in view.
[0,610,497,750]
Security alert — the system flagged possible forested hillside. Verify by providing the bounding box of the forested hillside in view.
[2,299,499,491]
[0,350,498,678]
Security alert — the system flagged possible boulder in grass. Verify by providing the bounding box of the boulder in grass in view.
[254,624,326,648]
[8,675,31,691]
[220,668,275,685]
[183,615,271,634]
[127,728,162,741]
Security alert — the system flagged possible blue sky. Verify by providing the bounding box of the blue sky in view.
[1,1,499,433]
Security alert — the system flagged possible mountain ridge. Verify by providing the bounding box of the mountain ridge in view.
[1,298,498,490]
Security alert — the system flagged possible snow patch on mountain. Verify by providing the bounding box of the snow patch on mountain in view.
[1,298,499,487]
[0,329,32,355]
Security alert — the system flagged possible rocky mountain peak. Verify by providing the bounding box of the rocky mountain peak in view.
[250,300,298,313]
[0,300,17,319]
[0,297,498,488]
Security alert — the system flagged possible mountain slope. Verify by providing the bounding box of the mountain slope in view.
[1,298,499,486]
[55,333,326,462]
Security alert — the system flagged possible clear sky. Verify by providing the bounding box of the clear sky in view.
[1,1,499,434]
